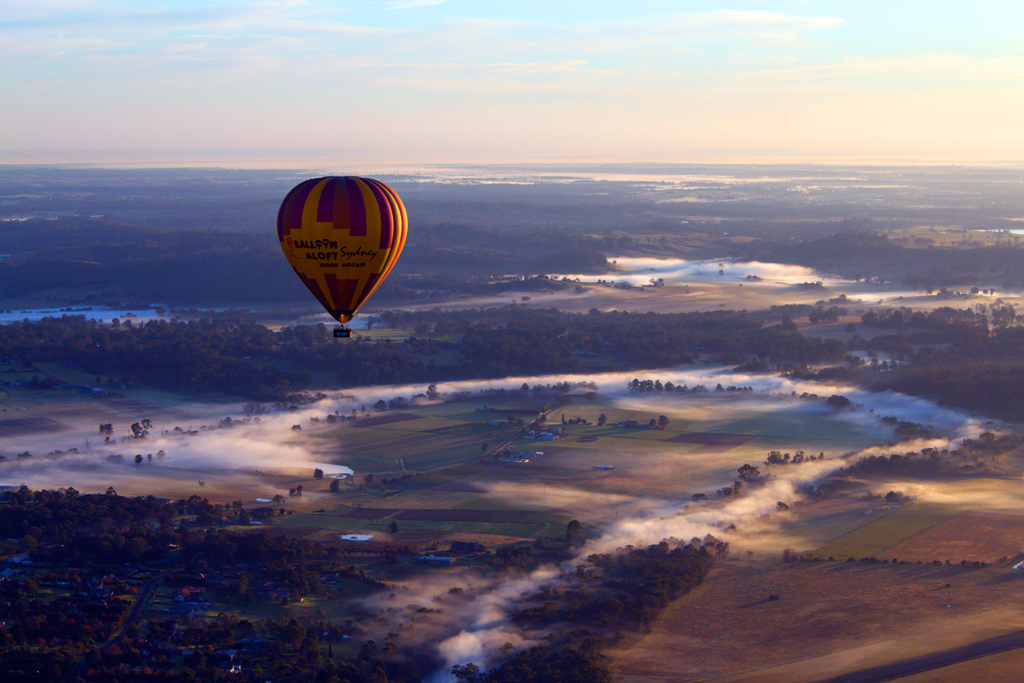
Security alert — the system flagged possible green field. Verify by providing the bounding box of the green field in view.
[813,503,961,559]
[273,391,885,544]
[277,510,569,539]
[276,514,370,531]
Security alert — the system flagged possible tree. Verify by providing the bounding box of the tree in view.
[329,478,341,493]
[480,442,489,453]
[565,519,583,542]
[372,399,387,412]
[826,394,852,409]
[314,468,324,479]
[134,454,144,465]
[389,520,398,534]
[597,413,607,426]
[426,384,440,400]
[737,464,760,481]
[452,663,482,682]
[657,415,669,428]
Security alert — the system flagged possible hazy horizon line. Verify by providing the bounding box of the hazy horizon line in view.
[3,155,1024,174]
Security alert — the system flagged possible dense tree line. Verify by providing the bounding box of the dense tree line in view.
[855,308,1024,419]
[0,487,412,683]
[169,308,856,390]
[763,230,1024,288]
[473,646,613,683]
[1,306,856,398]
[513,540,720,633]
[451,540,722,682]
[820,433,1019,490]
[0,315,308,399]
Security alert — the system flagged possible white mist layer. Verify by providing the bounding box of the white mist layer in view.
[0,365,988,492]
[422,457,846,680]
[556,256,834,287]
[319,365,985,441]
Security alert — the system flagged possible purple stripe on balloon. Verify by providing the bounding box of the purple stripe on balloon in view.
[277,180,311,240]
[338,277,359,309]
[332,178,350,233]
[346,178,367,237]
[317,177,337,223]
[285,179,317,239]
[323,273,340,308]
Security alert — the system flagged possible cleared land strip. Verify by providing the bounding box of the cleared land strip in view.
[668,432,757,445]
[814,504,960,560]
[351,412,424,428]
[812,629,1024,683]
[0,416,68,436]
[329,508,537,523]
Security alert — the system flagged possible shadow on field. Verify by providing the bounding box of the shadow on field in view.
[736,597,780,609]
[983,570,1024,586]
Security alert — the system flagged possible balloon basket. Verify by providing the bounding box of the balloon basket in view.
[333,326,352,338]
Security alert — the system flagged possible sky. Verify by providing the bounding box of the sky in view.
[3,0,1024,167]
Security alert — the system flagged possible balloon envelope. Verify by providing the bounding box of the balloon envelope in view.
[277,177,407,323]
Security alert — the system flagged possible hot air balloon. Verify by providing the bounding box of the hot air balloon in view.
[277,177,407,337]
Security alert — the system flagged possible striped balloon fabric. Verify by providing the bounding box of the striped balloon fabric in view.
[277,177,407,323]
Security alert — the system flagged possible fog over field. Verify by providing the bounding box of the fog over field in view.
[564,257,829,286]
[0,364,987,495]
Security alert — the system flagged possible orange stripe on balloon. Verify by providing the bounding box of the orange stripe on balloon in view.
[363,179,394,250]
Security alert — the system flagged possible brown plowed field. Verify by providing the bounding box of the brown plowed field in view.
[879,510,1024,564]
[0,416,69,436]
[609,559,1024,683]
[332,508,395,520]
[331,508,535,523]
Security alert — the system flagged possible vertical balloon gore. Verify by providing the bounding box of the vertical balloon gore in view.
[277,177,408,324]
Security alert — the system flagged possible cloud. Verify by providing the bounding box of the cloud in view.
[390,0,445,8]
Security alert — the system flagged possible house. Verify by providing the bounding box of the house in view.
[451,541,486,554]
